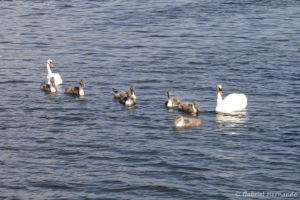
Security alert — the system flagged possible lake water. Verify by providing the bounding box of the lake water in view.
[0,0,299,199]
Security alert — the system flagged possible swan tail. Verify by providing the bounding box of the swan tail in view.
[239,95,248,110]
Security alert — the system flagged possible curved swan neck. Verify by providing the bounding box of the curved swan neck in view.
[131,92,136,99]
[47,63,52,76]
[192,104,196,113]
[217,92,223,107]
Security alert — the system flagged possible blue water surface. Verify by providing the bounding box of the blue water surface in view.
[0,0,299,199]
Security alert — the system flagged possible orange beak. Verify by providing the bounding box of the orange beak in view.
[50,62,54,67]
[219,88,223,95]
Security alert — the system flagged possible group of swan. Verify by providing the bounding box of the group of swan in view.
[167,87,247,127]
[41,59,247,127]
[165,90,201,115]
[41,59,85,96]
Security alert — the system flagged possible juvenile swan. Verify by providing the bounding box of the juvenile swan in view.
[65,79,85,96]
[113,85,135,100]
[165,90,181,108]
[173,115,202,127]
[40,77,57,93]
[46,59,62,86]
[215,84,247,114]
[178,101,200,115]
[119,91,136,107]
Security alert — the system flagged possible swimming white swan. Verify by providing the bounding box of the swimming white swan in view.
[216,84,247,114]
[46,59,62,86]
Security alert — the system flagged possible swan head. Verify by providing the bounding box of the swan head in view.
[79,79,85,87]
[130,85,135,92]
[217,84,223,95]
[47,59,54,67]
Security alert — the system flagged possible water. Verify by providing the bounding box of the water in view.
[0,0,299,199]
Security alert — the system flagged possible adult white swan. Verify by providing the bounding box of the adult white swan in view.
[46,59,62,86]
[216,84,247,114]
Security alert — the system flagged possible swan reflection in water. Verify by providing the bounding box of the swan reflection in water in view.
[216,111,248,133]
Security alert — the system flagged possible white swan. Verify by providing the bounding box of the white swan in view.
[216,84,247,114]
[46,59,62,86]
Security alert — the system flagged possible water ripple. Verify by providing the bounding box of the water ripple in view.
[0,0,299,199]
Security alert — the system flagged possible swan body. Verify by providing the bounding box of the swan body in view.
[46,59,62,86]
[178,101,200,115]
[40,77,57,93]
[165,90,181,108]
[65,79,85,96]
[173,115,202,127]
[114,85,136,106]
[119,90,136,107]
[216,84,247,114]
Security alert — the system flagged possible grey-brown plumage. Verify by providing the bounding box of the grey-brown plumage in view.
[65,79,85,96]
[113,85,135,99]
[119,90,136,107]
[178,101,200,115]
[173,115,202,127]
[165,90,181,108]
[40,77,57,93]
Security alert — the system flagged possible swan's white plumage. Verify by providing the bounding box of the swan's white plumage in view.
[47,73,62,86]
[79,88,85,96]
[175,120,184,127]
[46,59,62,86]
[216,85,247,114]
[50,85,57,93]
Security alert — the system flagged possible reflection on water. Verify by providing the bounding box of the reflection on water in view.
[173,127,186,134]
[216,111,248,132]
[166,107,175,113]
[173,126,202,134]
[126,105,136,114]
[1,0,299,199]
[40,91,57,98]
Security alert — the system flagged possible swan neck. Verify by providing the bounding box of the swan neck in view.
[131,92,136,99]
[79,87,84,96]
[217,92,223,107]
[192,104,196,113]
[47,63,52,76]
